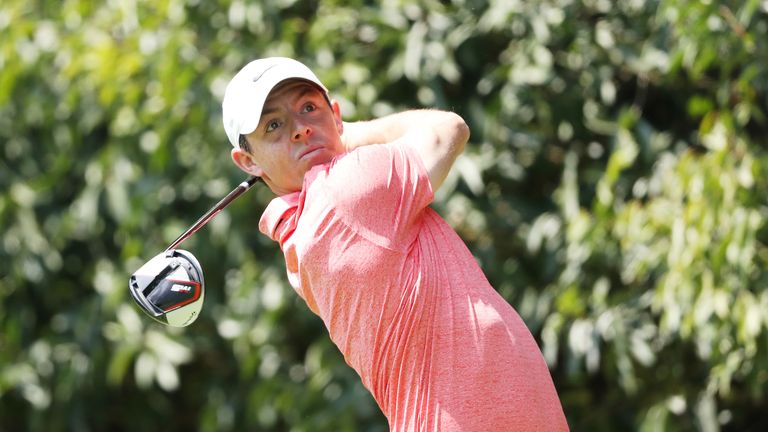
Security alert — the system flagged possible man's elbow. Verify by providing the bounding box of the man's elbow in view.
[443,111,470,155]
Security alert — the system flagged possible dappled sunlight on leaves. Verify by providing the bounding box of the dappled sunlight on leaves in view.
[1,0,767,431]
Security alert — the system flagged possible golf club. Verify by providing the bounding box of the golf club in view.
[128,176,260,327]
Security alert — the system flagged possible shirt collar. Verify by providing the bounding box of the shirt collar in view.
[259,192,300,243]
[257,162,331,243]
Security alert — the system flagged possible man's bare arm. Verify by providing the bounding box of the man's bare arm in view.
[341,110,469,191]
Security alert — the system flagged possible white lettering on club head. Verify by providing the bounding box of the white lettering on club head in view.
[171,284,192,293]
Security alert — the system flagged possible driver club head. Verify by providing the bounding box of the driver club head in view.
[129,249,205,327]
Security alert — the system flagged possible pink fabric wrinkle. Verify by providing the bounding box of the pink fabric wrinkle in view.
[257,141,569,432]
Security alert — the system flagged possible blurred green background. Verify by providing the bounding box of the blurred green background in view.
[1,0,767,430]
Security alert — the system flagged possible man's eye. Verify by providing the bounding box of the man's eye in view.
[266,120,281,132]
[303,103,316,113]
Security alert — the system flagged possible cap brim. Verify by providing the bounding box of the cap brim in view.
[223,60,328,147]
[236,75,326,138]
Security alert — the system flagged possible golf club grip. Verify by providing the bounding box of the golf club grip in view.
[165,176,260,251]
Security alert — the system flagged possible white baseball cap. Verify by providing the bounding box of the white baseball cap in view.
[222,57,329,148]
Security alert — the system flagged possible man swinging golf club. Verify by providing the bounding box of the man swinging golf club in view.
[222,57,569,431]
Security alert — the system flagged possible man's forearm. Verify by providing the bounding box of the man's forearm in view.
[341,109,466,151]
[340,109,470,191]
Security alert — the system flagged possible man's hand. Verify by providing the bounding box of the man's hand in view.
[341,110,469,191]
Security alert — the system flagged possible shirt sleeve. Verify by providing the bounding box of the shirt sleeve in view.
[320,140,434,251]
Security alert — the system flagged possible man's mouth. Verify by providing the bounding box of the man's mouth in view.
[298,147,323,160]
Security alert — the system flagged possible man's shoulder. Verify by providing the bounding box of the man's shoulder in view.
[301,144,398,209]
[328,141,417,177]
[316,144,393,185]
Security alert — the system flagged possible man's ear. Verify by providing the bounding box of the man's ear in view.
[231,147,263,177]
[331,99,343,135]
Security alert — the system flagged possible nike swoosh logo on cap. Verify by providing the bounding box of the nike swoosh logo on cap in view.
[252,64,278,82]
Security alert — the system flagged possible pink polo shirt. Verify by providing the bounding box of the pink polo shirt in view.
[259,142,568,431]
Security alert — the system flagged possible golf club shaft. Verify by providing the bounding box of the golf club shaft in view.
[165,176,261,251]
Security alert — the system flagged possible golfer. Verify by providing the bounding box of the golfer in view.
[222,57,569,431]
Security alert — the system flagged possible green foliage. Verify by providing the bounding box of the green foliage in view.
[1,0,767,430]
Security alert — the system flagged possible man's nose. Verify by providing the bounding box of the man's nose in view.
[291,123,312,141]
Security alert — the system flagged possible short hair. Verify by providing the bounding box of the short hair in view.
[239,134,251,153]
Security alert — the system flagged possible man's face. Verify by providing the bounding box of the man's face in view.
[237,80,344,194]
